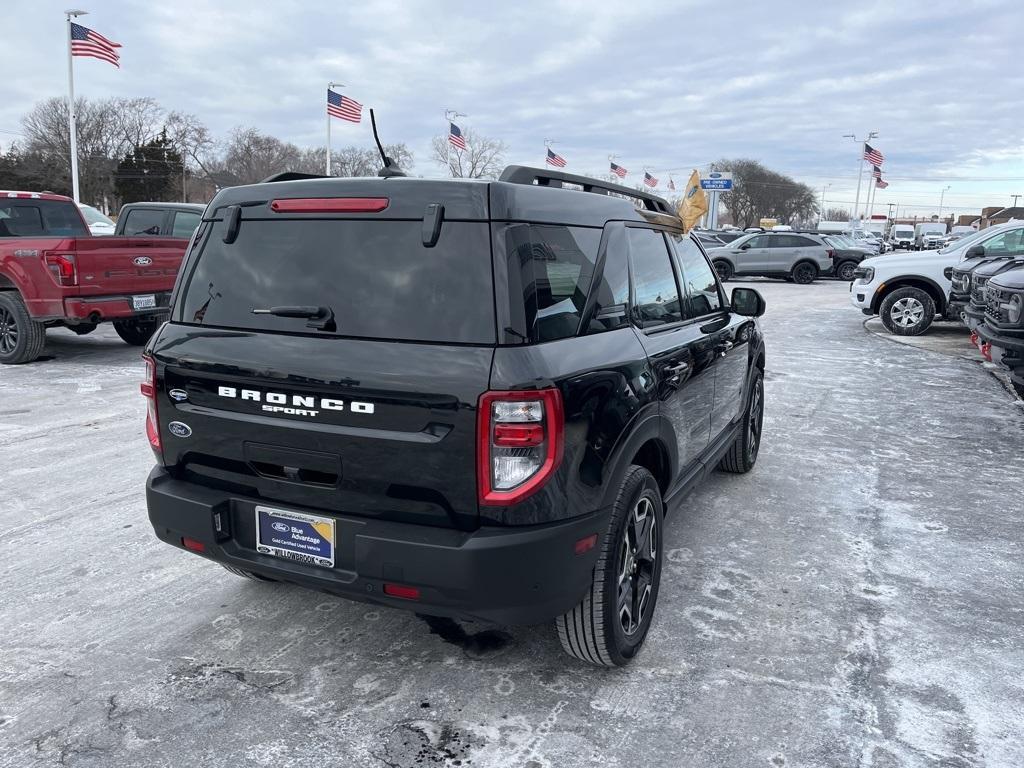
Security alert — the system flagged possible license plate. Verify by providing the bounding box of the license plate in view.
[132,294,157,310]
[255,506,335,568]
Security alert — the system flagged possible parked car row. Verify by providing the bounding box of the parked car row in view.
[0,192,197,364]
[849,219,1024,397]
[705,231,873,284]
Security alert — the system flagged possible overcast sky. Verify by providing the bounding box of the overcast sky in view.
[3,0,1023,218]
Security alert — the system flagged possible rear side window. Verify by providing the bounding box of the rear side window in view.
[628,228,682,327]
[122,208,164,236]
[0,200,88,237]
[501,224,603,342]
[171,211,201,239]
[179,218,495,344]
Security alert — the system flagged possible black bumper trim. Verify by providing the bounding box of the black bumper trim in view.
[146,467,608,625]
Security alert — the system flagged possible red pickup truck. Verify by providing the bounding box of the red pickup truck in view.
[0,191,191,364]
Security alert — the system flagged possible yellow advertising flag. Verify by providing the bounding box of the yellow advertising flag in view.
[678,170,708,232]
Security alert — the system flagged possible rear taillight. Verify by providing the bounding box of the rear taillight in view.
[44,252,77,286]
[826,248,835,258]
[141,354,162,458]
[478,389,564,505]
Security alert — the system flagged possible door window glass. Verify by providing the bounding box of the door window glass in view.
[629,229,682,327]
[670,234,723,318]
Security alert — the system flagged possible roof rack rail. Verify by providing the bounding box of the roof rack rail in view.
[498,165,674,215]
[260,171,329,183]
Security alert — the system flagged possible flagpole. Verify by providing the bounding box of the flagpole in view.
[326,81,343,176]
[65,9,86,203]
[853,147,864,221]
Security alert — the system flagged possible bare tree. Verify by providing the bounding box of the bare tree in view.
[431,127,506,178]
[221,127,303,185]
[823,207,852,222]
[714,159,818,228]
[295,144,414,177]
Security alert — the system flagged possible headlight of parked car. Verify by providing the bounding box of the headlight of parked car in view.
[853,266,874,282]
[1006,294,1023,325]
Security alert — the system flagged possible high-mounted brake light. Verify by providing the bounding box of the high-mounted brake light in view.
[44,252,77,286]
[478,389,564,506]
[269,197,389,213]
[141,354,162,458]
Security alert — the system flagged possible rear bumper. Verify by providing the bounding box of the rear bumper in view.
[146,467,606,625]
[64,292,171,321]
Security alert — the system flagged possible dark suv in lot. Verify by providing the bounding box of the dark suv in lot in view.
[143,166,767,666]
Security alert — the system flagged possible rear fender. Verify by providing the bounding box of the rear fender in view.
[598,406,676,510]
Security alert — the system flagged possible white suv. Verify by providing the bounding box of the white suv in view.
[850,220,1024,335]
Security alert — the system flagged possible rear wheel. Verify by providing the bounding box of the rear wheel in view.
[835,261,858,281]
[791,261,818,284]
[0,292,46,365]
[719,370,764,473]
[556,465,663,667]
[879,287,935,336]
[113,317,161,346]
[713,260,733,282]
[220,564,277,582]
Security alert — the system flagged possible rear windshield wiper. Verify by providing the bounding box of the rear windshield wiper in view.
[251,305,336,332]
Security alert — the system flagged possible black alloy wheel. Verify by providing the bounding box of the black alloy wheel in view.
[792,262,817,284]
[617,495,658,637]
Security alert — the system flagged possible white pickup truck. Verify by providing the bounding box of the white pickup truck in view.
[850,220,1024,335]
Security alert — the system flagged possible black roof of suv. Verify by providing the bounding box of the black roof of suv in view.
[144,165,767,666]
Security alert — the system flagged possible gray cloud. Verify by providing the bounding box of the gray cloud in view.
[3,0,1022,213]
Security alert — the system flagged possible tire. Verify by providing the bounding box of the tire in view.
[879,287,936,336]
[556,465,663,667]
[791,261,818,284]
[835,261,858,281]
[719,370,764,473]
[1012,380,1024,400]
[220,563,276,582]
[0,291,46,365]
[113,317,160,346]
[713,260,733,282]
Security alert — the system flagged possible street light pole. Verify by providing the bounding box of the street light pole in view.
[818,183,831,226]
[938,185,951,222]
[1012,194,1022,208]
[843,130,878,220]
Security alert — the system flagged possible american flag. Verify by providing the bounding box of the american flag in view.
[327,90,362,123]
[667,177,676,191]
[871,165,882,179]
[70,22,121,68]
[448,122,466,151]
[876,178,889,189]
[864,143,884,165]
[546,148,566,168]
[610,162,627,178]
[643,172,658,188]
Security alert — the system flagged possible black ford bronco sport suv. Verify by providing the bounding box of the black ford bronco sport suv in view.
[143,166,767,666]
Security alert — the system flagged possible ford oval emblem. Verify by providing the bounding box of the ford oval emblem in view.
[133,256,153,267]
[271,522,291,533]
[168,388,189,402]
[168,421,192,438]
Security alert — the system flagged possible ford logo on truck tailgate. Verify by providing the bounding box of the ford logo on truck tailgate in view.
[168,421,192,438]
[133,256,153,266]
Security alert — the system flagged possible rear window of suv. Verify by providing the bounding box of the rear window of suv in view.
[179,218,496,344]
[0,199,88,237]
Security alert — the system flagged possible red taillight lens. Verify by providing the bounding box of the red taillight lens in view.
[181,537,206,553]
[44,253,77,286]
[383,583,421,600]
[269,197,389,213]
[477,389,564,506]
[141,354,161,457]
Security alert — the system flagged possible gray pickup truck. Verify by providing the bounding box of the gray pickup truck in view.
[115,202,205,239]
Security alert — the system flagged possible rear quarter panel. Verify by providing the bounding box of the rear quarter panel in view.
[0,236,79,318]
[486,327,661,525]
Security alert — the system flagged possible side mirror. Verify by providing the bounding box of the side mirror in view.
[731,287,765,317]
[739,243,751,250]
[965,244,985,258]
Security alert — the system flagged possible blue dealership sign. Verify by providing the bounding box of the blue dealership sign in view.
[700,171,733,191]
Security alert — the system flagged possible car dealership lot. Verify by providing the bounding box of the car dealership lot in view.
[2,281,1022,768]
